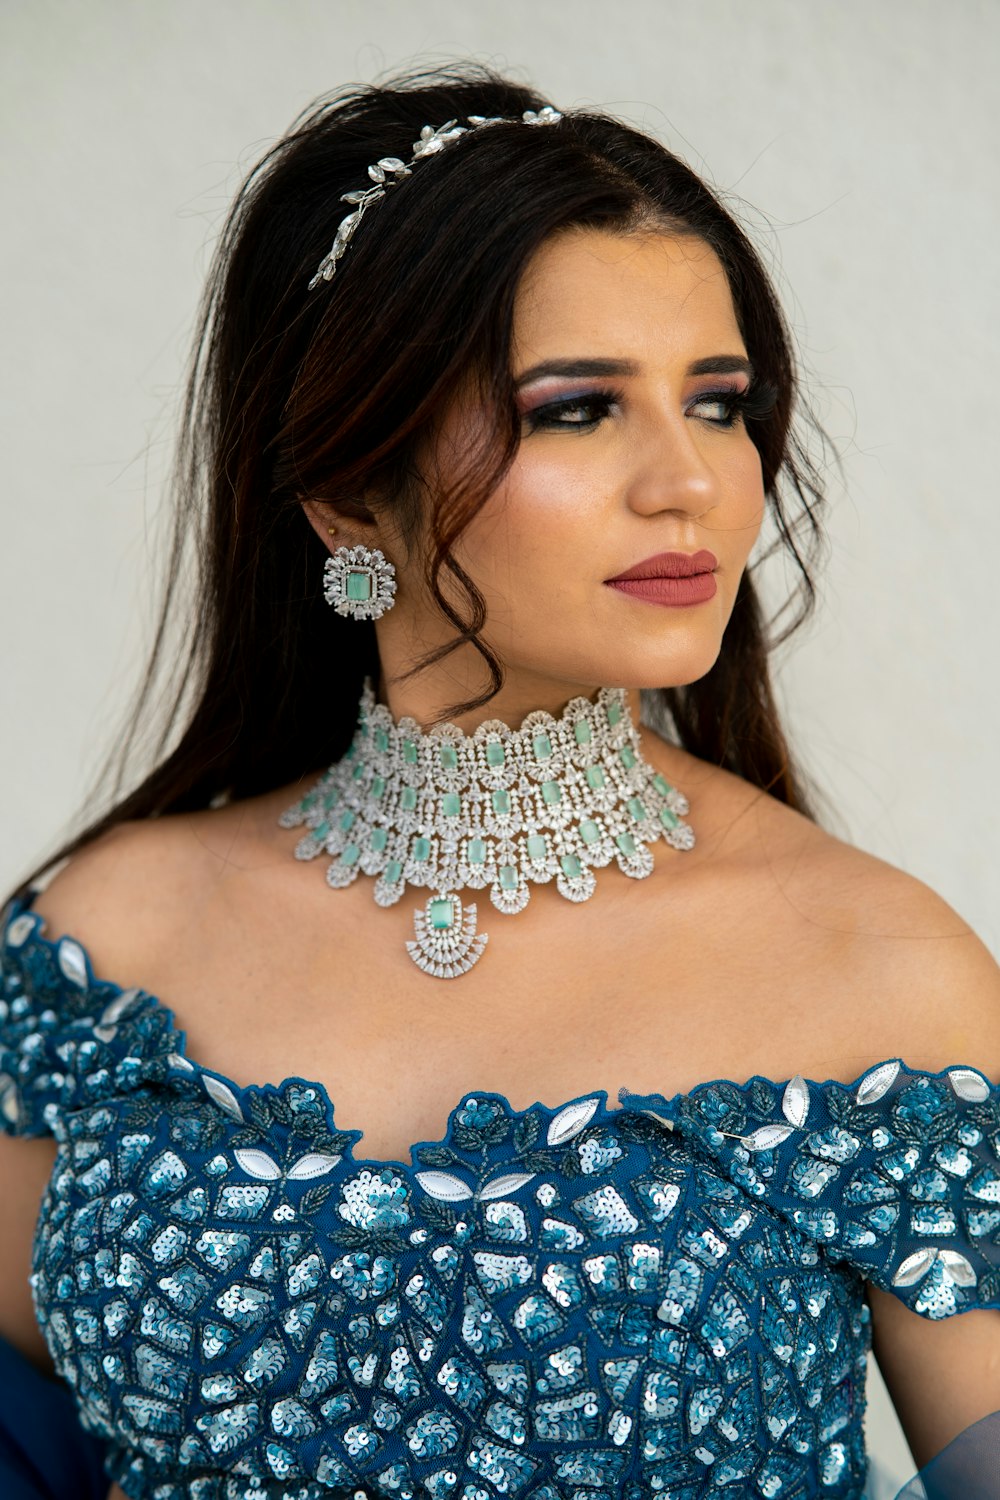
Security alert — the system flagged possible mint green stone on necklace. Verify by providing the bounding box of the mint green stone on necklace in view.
[277,675,695,979]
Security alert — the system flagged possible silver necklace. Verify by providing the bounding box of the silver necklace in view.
[278,677,694,978]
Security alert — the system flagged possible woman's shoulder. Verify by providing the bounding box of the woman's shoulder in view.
[650,730,998,1069]
[684,744,1000,1076]
[21,787,294,978]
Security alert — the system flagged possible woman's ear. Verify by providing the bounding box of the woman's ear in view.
[299,497,341,546]
[299,495,384,548]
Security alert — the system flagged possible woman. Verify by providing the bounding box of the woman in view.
[1,65,997,1500]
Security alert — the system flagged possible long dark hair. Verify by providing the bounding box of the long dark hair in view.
[6,64,834,908]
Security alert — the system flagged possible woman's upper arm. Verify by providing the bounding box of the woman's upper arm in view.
[0,1129,58,1375]
[868,1282,1000,1469]
[865,879,1000,1469]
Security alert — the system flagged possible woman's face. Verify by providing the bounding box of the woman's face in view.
[329,227,768,730]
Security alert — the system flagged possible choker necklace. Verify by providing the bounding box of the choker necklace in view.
[278,677,694,978]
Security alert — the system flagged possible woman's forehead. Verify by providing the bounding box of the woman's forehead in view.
[512,228,741,367]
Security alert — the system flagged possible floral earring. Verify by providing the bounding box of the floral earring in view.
[323,526,397,621]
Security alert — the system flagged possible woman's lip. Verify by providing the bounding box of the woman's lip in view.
[607,549,719,582]
[605,573,718,607]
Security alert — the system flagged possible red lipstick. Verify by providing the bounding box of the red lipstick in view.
[605,550,718,608]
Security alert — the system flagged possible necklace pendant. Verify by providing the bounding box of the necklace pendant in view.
[405,891,489,979]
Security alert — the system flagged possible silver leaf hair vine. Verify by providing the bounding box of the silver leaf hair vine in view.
[307,106,563,290]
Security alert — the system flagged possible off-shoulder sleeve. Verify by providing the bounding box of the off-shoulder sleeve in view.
[669,1058,1000,1319]
[0,893,168,1139]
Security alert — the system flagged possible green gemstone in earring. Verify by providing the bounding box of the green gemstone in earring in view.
[346,569,372,601]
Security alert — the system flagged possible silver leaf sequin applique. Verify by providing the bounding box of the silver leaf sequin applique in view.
[57,937,89,989]
[855,1059,901,1104]
[782,1073,811,1127]
[415,1171,475,1202]
[233,1148,283,1181]
[203,1075,243,1120]
[547,1097,601,1145]
[947,1067,991,1102]
[478,1172,536,1201]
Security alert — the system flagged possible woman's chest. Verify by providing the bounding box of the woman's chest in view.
[39,1055,873,1499]
[143,856,881,1166]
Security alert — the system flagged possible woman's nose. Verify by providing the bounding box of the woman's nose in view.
[625,414,722,519]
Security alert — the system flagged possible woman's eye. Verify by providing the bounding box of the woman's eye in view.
[523,393,617,431]
[688,388,748,427]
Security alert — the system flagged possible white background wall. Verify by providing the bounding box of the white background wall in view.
[2,1,997,1487]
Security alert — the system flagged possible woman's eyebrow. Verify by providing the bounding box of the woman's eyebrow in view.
[516,357,637,384]
[688,354,754,379]
[515,353,754,384]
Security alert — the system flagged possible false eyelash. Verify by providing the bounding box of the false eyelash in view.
[698,376,780,427]
[522,376,781,434]
[521,390,622,432]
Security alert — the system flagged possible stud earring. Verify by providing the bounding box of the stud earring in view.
[323,540,397,621]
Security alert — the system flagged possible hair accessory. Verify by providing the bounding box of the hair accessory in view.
[323,543,397,620]
[278,675,694,978]
[308,106,563,290]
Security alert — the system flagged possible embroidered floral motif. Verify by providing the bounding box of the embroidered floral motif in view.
[2,890,999,1499]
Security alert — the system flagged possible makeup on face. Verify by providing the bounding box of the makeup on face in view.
[514,354,764,434]
[605,549,719,608]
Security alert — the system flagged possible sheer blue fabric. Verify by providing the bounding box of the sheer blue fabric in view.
[0,1330,109,1499]
[1,885,998,1499]
[888,1409,1000,1497]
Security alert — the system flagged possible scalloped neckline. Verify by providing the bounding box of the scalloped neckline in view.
[3,886,992,1174]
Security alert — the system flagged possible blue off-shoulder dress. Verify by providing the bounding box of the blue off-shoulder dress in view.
[1,886,998,1499]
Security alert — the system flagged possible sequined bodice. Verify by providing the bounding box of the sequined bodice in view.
[2,888,998,1500]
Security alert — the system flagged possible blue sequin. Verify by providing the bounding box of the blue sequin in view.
[2,888,999,1499]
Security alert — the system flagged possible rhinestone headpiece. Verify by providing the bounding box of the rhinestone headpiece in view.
[307,106,563,290]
